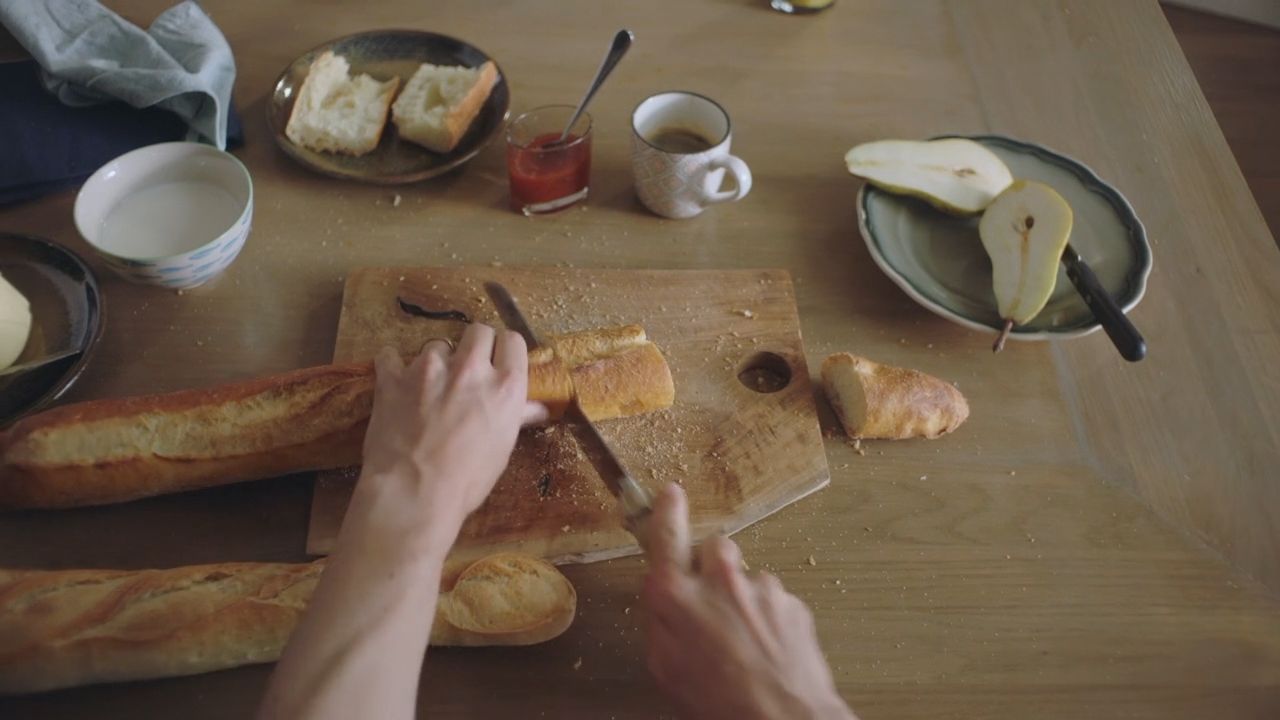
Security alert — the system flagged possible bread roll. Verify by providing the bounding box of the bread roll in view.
[0,325,674,509]
[0,553,575,695]
[821,352,968,440]
[285,51,401,157]
[391,61,498,153]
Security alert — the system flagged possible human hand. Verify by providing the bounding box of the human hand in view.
[642,485,856,720]
[350,324,548,551]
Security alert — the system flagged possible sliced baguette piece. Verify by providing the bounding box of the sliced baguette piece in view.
[0,554,575,695]
[391,61,498,153]
[821,352,968,440]
[0,324,674,510]
[285,51,400,156]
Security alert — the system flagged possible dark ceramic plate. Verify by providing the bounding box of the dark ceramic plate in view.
[0,234,103,427]
[857,135,1153,341]
[267,30,510,184]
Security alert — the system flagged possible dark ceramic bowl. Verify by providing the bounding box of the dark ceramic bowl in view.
[0,234,103,427]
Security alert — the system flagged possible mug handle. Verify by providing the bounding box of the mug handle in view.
[700,155,752,205]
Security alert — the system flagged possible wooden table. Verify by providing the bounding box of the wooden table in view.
[3,1,1279,717]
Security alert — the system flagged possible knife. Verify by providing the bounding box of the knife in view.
[1060,243,1147,362]
[484,282,655,547]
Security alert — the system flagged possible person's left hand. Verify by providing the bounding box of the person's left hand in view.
[349,324,548,552]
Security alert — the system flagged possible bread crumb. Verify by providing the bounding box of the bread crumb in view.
[561,525,571,533]
[623,607,631,615]
[734,308,755,319]
[807,555,817,566]
[392,193,402,207]
[573,657,583,671]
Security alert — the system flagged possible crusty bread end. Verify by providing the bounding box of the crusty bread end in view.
[433,553,577,647]
[821,352,968,440]
[391,61,498,153]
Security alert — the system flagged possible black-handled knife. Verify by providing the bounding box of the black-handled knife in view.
[1061,243,1147,362]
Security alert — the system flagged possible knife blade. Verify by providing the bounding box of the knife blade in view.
[482,282,654,542]
[484,282,544,349]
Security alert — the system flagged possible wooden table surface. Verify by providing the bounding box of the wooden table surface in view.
[2,1,1279,718]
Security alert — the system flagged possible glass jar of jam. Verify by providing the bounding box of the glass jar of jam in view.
[505,105,592,215]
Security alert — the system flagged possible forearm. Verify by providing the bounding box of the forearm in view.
[259,469,463,720]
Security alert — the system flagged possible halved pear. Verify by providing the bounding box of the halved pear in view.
[845,138,1013,215]
[978,180,1073,352]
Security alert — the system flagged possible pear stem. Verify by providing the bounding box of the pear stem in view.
[992,320,1014,353]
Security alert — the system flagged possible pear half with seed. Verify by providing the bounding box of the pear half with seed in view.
[978,180,1073,352]
[845,138,1013,215]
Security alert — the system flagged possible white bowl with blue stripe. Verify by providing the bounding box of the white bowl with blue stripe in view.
[74,142,252,290]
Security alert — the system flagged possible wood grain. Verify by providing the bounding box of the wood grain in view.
[306,267,830,563]
[0,0,1278,717]
[944,0,1280,591]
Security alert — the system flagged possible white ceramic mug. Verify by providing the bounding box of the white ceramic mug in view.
[631,91,752,219]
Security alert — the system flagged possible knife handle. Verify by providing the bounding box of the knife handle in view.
[1062,251,1147,362]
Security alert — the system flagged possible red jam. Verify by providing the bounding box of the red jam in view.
[507,132,592,211]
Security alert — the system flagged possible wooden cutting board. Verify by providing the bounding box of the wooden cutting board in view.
[306,267,829,564]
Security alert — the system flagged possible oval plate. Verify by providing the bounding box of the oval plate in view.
[267,30,510,184]
[857,135,1152,341]
[0,234,104,427]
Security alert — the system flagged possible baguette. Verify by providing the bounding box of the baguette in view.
[821,352,968,440]
[0,325,674,509]
[0,553,575,695]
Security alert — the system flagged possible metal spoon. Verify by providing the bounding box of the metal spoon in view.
[0,348,81,378]
[551,29,634,146]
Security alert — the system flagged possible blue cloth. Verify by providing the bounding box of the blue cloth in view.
[1,0,236,147]
[0,60,244,205]
[0,0,243,204]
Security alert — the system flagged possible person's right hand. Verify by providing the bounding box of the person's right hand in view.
[642,484,857,720]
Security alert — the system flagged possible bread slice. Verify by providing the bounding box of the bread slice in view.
[821,352,969,440]
[433,553,577,647]
[0,553,575,694]
[285,51,400,156]
[391,61,498,153]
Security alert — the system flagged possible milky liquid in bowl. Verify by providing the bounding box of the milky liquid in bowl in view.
[97,180,242,259]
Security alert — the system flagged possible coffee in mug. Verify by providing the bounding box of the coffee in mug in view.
[648,127,715,154]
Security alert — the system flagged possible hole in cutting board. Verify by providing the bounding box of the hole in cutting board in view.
[737,351,792,394]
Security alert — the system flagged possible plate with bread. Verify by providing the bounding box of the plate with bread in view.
[268,30,509,183]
